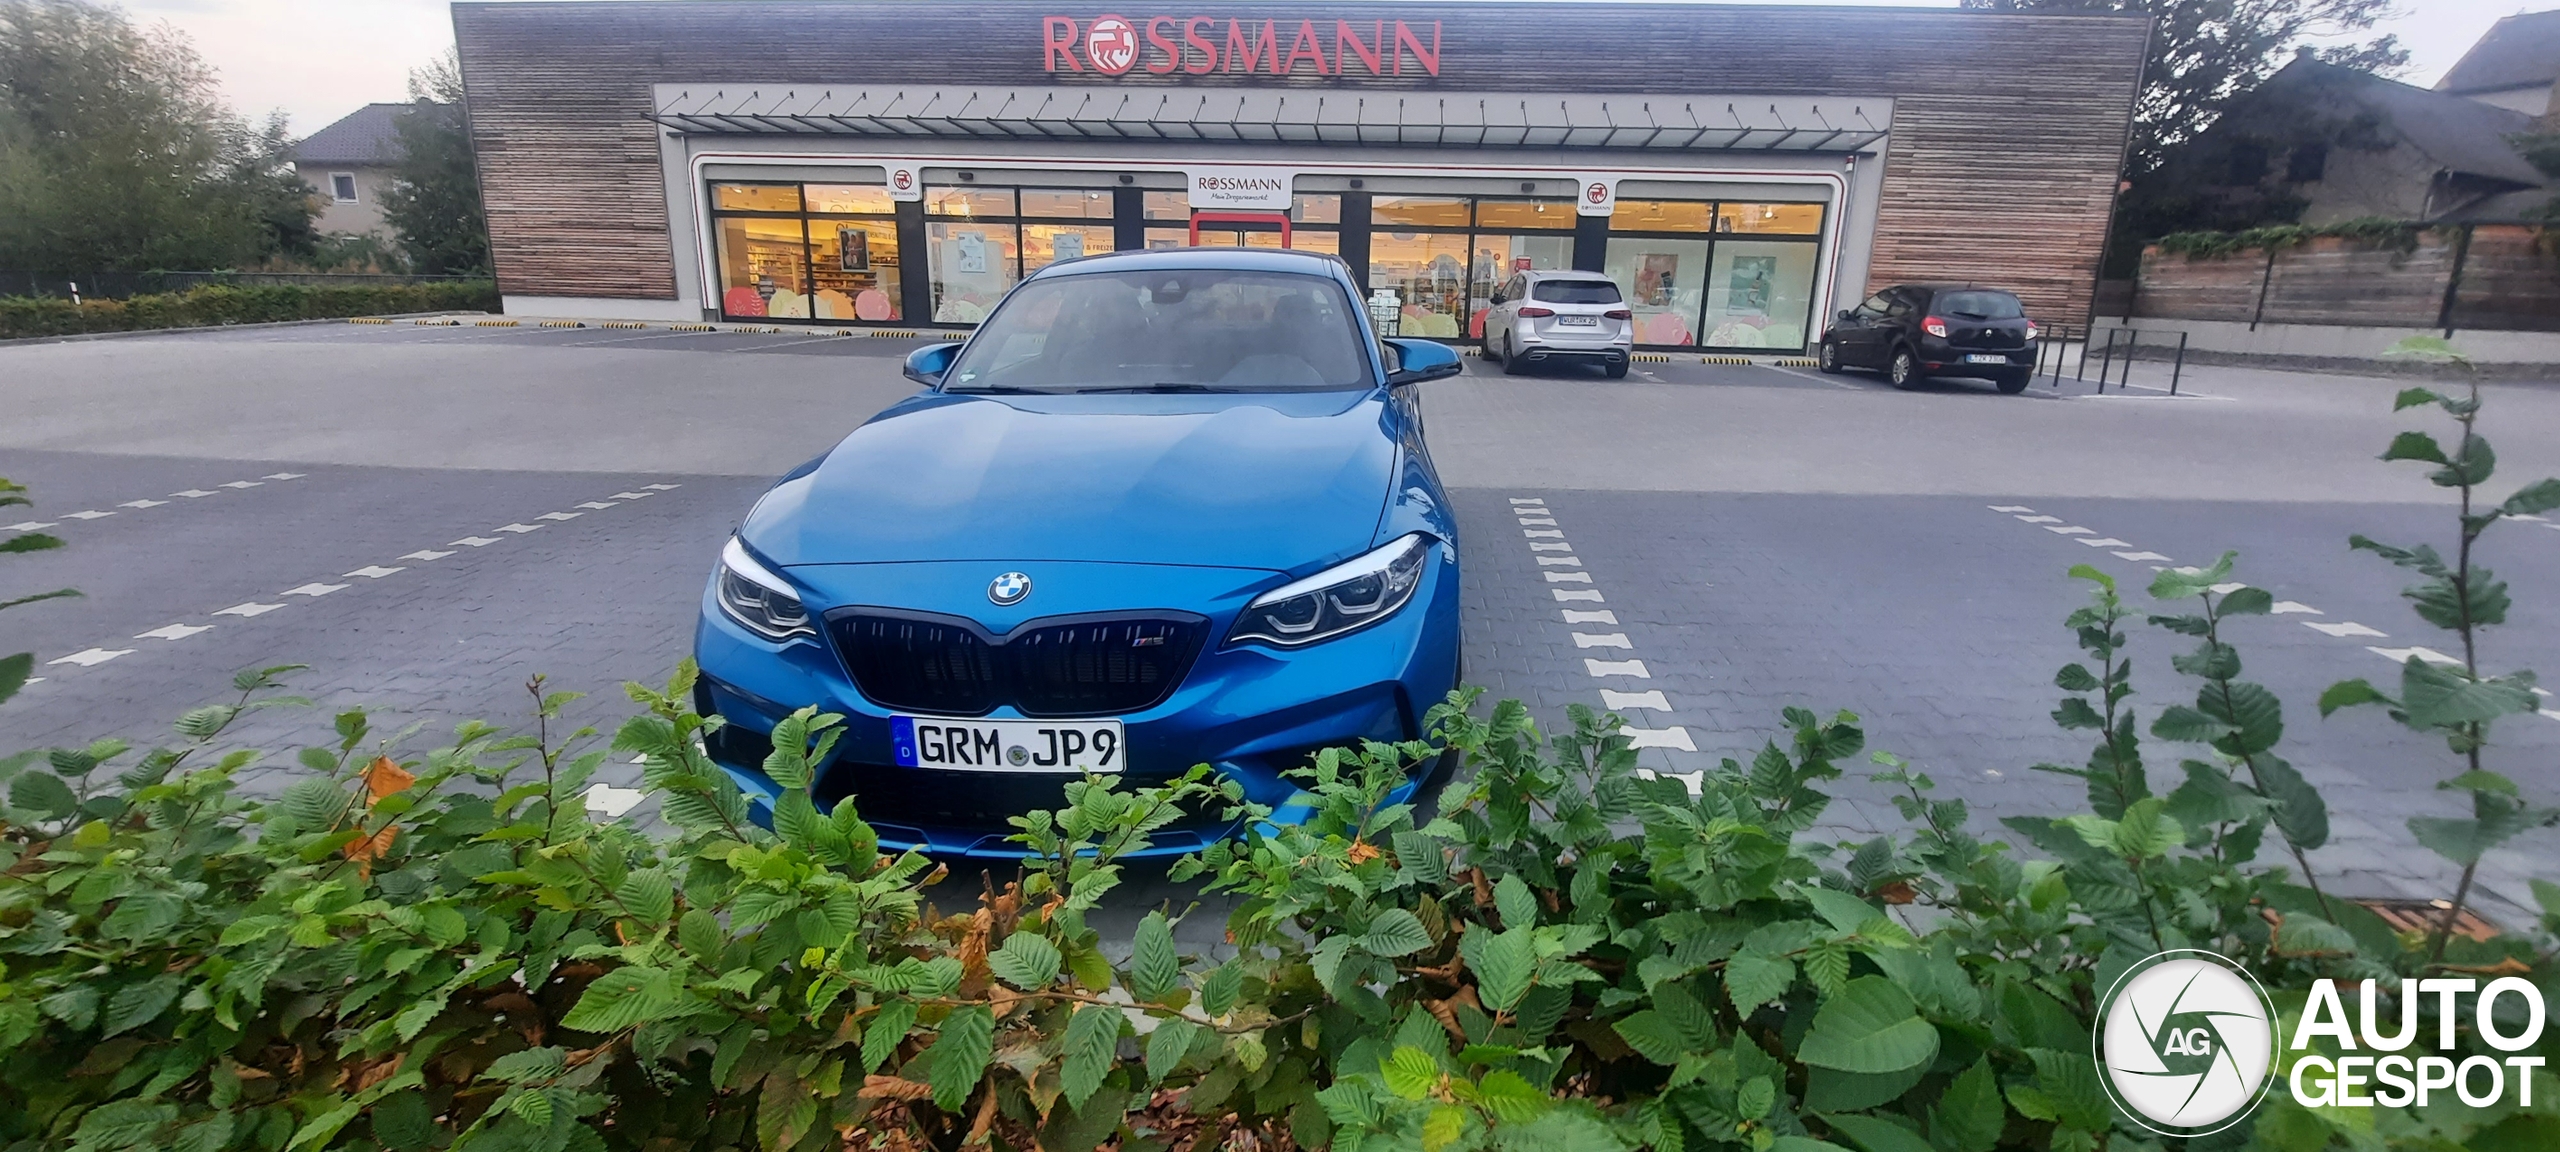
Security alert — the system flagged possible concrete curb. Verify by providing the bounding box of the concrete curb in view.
[0,311,492,349]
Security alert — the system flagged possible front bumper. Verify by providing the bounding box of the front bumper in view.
[691,549,1463,858]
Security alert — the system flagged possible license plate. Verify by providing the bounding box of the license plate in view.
[891,715,1124,773]
[1963,354,2009,364]
[1556,316,1598,326]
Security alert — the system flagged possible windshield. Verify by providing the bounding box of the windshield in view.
[943,268,1373,393]
[1936,290,2023,319]
[1532,279,1622,304]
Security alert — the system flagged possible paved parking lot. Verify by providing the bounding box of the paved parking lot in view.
[6,320,2560,923]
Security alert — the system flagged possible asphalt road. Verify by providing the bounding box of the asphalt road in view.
[5,320,2559,926]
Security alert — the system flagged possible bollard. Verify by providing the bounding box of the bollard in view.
[2169,331,2189,396]
[2094,328,2119,391]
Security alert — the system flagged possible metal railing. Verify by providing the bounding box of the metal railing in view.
[2083,326,2191,396]
[2029,324,2193,395]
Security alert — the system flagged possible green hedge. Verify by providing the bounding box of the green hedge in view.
[0,281,499,340]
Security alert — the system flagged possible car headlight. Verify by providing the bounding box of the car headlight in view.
[716,537,815,641]
[1227,533,1432,648]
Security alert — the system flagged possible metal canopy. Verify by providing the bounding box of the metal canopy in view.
[650,85,1891,152]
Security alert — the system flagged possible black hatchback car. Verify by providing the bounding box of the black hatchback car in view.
[1818,284,2039,393]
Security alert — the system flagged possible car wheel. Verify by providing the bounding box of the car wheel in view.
[1887,347,1922,390]
[1482,331,1503,366]
[1995,370,2031,395]
[1501,334,1531,377]
[1818,339,1843,374]
[1604,361,1629,379]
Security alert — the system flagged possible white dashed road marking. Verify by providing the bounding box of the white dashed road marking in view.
[6,521,55,531]
[536,511,582,521]
[135,623,212,641]
[495,523,543,534]
[575,501,619,510]
[282,582,349,597]
[214,603,286,618]
[220,481,262,489]
[450,536,502,547]
[400,549,456,562]
[1553,589,1605,602]
[170,490,215,498]
[584,783,647,817]
[345,566,405,579]
[2273,601,2322,614]
[1562,609,1617,624]
[2304,621,2387,639]
[2113,550,2173,562]
[1535,555,1583,566]
[49,648,132,667]
[62,510,113,520]
[1572,632,1633,649]
[1601,689,1673,711]
[1623,726,1698,752]
[2078,538,2133,548]
[2370,646,2463,666]
[1543,571,1593,583]
[118,499,166,509]
[1584,658,1651,678]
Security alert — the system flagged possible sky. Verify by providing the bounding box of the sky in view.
[122,0,2543,138]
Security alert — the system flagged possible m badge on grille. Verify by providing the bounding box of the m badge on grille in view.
[988,571,1032,606]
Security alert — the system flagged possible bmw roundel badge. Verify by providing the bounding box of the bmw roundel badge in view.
[988,571,1032,606]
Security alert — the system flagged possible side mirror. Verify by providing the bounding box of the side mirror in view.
[903,341,963,387]
[1837,310,1856,323]
[1489,292,1507,305]
[1383,338,1463,386]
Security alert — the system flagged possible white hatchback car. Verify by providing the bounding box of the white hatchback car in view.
[1482,270,1635,378]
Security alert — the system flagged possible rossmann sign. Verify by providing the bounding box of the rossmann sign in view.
[1041,14,1444,77]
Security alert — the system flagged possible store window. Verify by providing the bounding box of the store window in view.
[708,182,904,323]
[1367,196,1574,339]
[924,185,1121,323]
[1602,198,1825,349]
[715,217,810,319]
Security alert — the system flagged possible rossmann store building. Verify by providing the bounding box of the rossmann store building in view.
[451,1,2147,353]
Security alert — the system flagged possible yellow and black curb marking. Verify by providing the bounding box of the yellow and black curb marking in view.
[670,323,718,332]
[601,321,649,330]
[867,329,924,339]
[346,317,389,325]
[475,319,520,327]
[1700,355,1754,365]
[1770,357,1820,368]
[540,320,585,329]
[412,318,462,327]
[1631,352,1674,363]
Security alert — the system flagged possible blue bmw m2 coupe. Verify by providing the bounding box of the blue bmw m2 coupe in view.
[693,247,1466,857]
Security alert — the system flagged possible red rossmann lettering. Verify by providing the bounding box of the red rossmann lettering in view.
[1040,16,1442,77]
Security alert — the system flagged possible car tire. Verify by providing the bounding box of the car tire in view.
[1995,370,2031,395]
[1604,361,1629,379]
[1501,334,1531,377]
[1818,339,1844,374]
[1887,347,1923,390]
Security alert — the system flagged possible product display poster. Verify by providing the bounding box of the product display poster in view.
[838,227,870,272]
[1054,231,1085,261]
[955,231,988,274]
[1728,255,1774,316]
[1637,254,1677,308]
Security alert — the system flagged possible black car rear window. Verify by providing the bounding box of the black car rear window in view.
[1532,280,1623,304]
[1936,291,2023,319]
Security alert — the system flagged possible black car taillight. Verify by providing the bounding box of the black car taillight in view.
[1604,309,1632,320]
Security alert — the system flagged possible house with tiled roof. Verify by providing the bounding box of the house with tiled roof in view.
[295,103,413,237]
[2437,9,2560,118]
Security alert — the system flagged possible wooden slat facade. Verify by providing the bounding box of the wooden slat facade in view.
[452,1,2147,320]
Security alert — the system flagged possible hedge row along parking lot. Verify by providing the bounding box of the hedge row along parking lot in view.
[0,283,498,340]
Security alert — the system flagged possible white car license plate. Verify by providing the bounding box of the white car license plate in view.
[890,715,1124,773]
[1963,353,2008,364]
[1556,315,1599,326]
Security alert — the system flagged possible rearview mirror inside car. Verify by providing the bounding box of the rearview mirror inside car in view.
[903,341,963,386]
[1383,338,1463,386]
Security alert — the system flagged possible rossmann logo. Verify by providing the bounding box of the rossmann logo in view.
[1040,14,1443,77]
[1196,175,1285,193]
[2095,951,2551,1136]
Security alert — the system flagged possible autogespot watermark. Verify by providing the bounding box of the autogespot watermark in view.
[2094,948,2549,1135]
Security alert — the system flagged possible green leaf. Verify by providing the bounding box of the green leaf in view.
[559,966,678,1033]
[1801,887,1880,935]
[1146,1017,1201,1082]
[1460,925,1535,1011]
[1474,1069,1549,1125]
[2402,658,2537,729]
[1383,1045,1440,1100]
[1059,1003,1122,1108]
[2502,477,2560,517]
[988,932,1063,989]
[926,1003,994,1112]
[101,974,183,1037]
[2318,678,2392,716]
[1821,1114,1935,1152]
[2411,812,2530,867]
[1494,873,1539,927]
[678,909,725,966]
[2381,430,2449,464]
[1128,911,1178,1002]
[2392,383,2447,408]
[1928,1058,2004,1152]
[614,870,675,924]
[483,1047,569,1083]
[1612,1010,1691,1065]
[1725,949,1793,1012]
[9,768,75,819]
[0,652,30,706]
[2218,587,2274,616]
[1199,962,1243,1017]
[2252,754,2330,851]
[1767,1140,1856,1152]
[73,1099,180,1148]
[1360,908,1434,957]
[861,999,916,1073]
[2274,913,2358,956]
[1795,976,1939,1075]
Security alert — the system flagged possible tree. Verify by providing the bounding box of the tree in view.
[0,0,315,273]
[379,51,490,276]
[1961,0,2409,175]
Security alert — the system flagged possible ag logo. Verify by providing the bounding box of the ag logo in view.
[1084,15,1139,75]
[2097,950,2277,1136]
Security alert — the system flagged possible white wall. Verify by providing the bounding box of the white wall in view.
[2095,315,2560,365]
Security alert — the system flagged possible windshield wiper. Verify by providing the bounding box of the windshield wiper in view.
[945,385,1048,394]
[1074,383,1232,393]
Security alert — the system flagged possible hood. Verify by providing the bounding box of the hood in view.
[742,389,1397,574]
